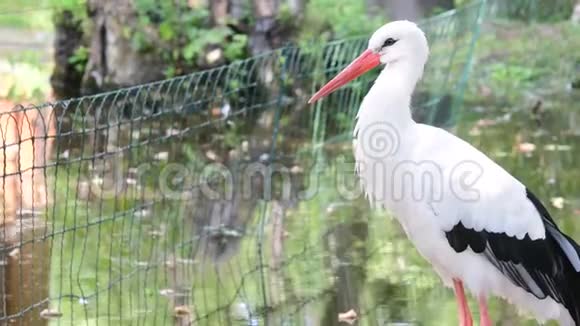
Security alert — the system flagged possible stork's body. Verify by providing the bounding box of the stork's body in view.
[309,21,580,325]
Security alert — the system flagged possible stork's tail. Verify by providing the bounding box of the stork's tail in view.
[546,226,580,325]
[527,189,580,325]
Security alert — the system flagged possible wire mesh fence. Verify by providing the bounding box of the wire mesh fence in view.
[487,0,576,22]
[0,1,485,325]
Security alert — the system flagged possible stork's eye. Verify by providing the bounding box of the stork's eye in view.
[382,38,398,48]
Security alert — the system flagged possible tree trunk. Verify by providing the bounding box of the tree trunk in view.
[49,10,84,101]
[81,0,164,95]
[230,0,246,20]
[321,203,368,325]
[210,0,230,26]
[249,0,279,56]
[253,0,279,17]
[286,0,306,16]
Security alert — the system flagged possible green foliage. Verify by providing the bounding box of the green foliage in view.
[132,0,248,77]
[300,0,384,42]
[489,63,540,88]
[1,50,51,101]
[465,22,580,103]
[224,34,248,61]
[0,0,86,29]
[68,45,89,73]
[277,3,296,27]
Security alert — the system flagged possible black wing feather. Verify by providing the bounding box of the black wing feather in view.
[445,188,580,324]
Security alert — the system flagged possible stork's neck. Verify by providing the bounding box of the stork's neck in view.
[359,61,424,130]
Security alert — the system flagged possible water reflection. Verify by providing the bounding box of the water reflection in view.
[0,216,50,325]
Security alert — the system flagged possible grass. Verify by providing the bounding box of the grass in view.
[0,53,53,101]
[0,0,84,29]
[0,1,53,29]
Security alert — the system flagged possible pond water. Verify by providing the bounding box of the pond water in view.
[33,71,577,326]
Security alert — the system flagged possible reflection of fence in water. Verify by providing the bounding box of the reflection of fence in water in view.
[0,100,55,324]
[1,101,56,224]
[0,1,485,324]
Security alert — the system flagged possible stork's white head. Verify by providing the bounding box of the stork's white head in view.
[309,20,430,104]
[368,20,429,68]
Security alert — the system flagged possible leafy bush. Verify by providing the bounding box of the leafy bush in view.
[300,0,384,42]
[133,1,249,77]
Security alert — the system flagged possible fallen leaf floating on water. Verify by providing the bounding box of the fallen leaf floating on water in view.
[174,305,191,317]
[40,309,62,320]
[338,309,358,325]
[60,150,70,159]
[476,119,497,128]
[290,165,304,174]
[9,248,19,258]
[259,153,270,162]
[211,107,222,117]
[221,101,231,117]
[478,85,492,98]
[165,128,181,137]
[468,127,481,136]
[230,302,251,321]
[134,209,151,218]
[91,176,104,186]
[517,142,536,154]
[154,152,169,161]
[241,141,249,152]
[551,197,565,210]
[148,229,164,237]
[544,144,572,152]
[205,150,218,161]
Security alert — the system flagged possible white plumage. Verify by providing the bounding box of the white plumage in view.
[310,20,580,326]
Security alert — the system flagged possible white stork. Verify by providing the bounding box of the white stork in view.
[308,21,580,326]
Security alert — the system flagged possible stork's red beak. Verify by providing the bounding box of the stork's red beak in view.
[308,49,381,104]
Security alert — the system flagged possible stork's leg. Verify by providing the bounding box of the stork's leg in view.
[478,295,492,326]
[452,278,473,326]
